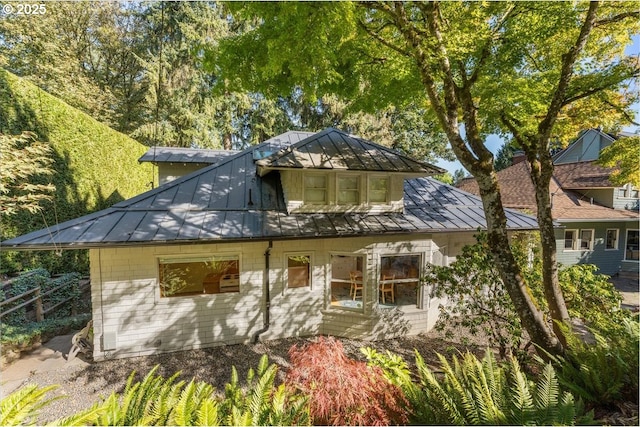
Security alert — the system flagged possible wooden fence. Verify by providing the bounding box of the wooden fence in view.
[0,277,91,322]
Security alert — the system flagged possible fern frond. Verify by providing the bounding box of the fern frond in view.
[505,356,534,425]
[49,402,104,426]
[196,399,219,426]
[0,384,59,426]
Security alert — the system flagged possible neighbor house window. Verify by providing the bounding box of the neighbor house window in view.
[305,175,327,204]
[580,229,594,250]
[369,176,389,203]
[337,176,360,204]
[606,229,619,250]
[379,254,421,307]
[626,230,639,261]
[287,254,311,289]
[564,230,578,250]
[330,254,364,310]
[158,256,239,297]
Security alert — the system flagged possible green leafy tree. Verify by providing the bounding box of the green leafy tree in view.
[216,1,639,356]
[0,132,54,216]
[598,135,640,187]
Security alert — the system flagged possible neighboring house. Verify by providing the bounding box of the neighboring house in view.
[2,128,539,360]
[458,128,639,277]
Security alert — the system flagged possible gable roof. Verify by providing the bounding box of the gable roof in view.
[256,128,444,176]
[456,158,637,221]
[458,161,537,211]
[2,129,538,250]
[553,161,614,189]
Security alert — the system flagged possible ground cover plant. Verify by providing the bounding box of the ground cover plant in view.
[1,355,309,426]
[5,333,638,425]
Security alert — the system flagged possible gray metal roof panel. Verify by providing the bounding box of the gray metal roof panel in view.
[139,147,239,164]
[2,131,539,250]
[257,128,445,175]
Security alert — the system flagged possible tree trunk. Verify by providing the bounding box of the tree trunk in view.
[474,169,564,357]
[529,152,571,345]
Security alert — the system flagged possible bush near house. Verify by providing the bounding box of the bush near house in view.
[0,70,152,274]
[1,268,91,366]
[4,341,607,426]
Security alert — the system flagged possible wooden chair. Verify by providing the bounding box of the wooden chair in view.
[379,274,395,304]
[350,271,363,300]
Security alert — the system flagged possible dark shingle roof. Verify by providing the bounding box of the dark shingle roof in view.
[456,159,637,221]
[2,130,538,250]
[553,161,614,189]
[256,128,444,175]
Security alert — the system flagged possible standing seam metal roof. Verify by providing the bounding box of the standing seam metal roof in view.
[2,130,538,249]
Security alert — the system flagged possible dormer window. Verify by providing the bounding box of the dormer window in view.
[305,174,327,204]
[338,176,360,204]
[369,176,389,204]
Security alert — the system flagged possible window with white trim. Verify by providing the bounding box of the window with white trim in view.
[626,230,639,261]
[379,254,421,307]
[580,229,594,250]
[369,176,389,203]
[605,229,619,250]
[564,230,578,250]
[158,256,239,297]
[330,254,365,311]
[337,175,360,204]
[286,254,311,289]
[304,175,327,204]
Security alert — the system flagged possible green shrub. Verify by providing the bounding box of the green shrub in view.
[365,347,593,425]
[557,264,629,338]
[1,314,92,347]
[1,269,50,324]
[426,232,631,362]
[3,356,309,426]
[0,70,152,274]
[1,269,85,326]
[540,318,640,406]
[425,232,528,358]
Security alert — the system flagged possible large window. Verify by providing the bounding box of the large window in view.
[626,230,639,261]
[369,176,389,203]
[337,176,360,204]
[580,229,594,250]
[158,256,239,297]
[330,254,364,310]
[287,254,311,289]
[606,229,619,250]
[379,254,421,307]
[564,230,578,250]
[305,175,327,204]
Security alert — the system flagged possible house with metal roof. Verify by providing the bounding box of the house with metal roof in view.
[2,128,540,360]
[458,128,639,277]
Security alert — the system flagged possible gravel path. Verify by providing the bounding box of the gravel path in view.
[8,330,490,424]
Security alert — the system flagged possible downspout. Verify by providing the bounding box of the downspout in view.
[252,240,273,343]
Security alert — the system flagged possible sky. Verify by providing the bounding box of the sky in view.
[435,34,640,175]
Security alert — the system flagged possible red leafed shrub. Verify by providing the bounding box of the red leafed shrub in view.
[286,336,410,426]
